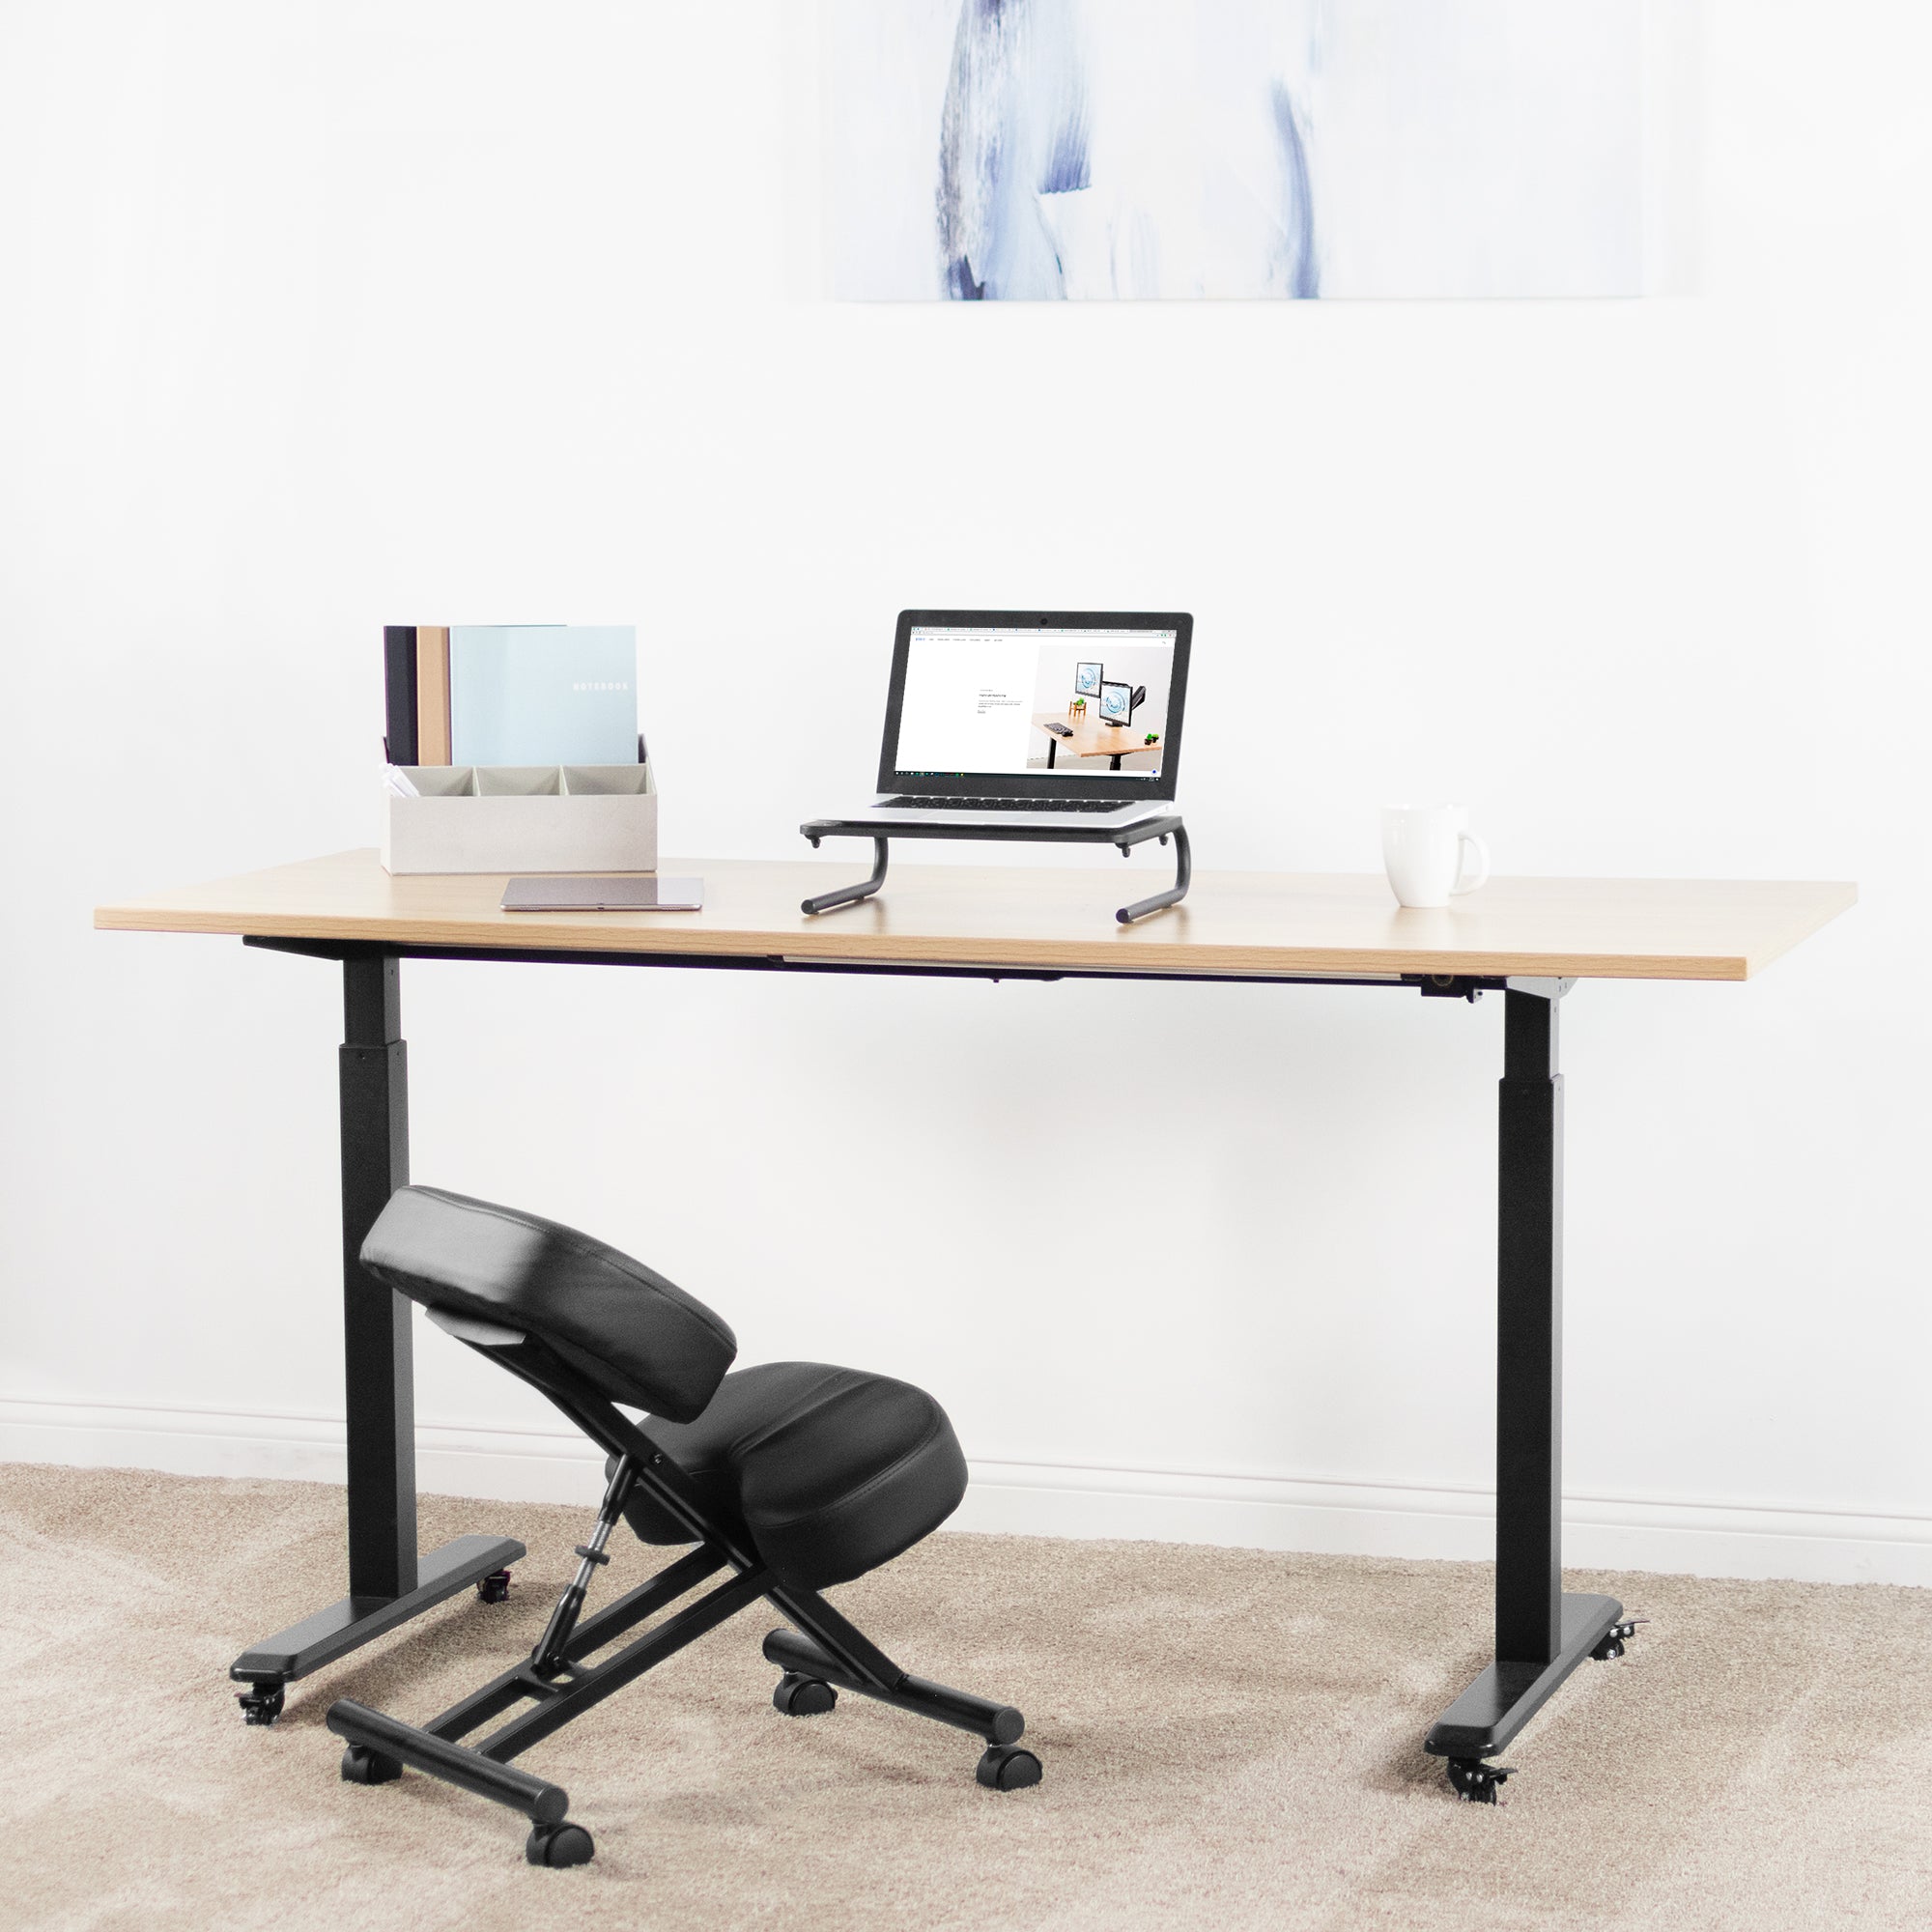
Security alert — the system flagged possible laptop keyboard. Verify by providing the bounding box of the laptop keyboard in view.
[884,796,1129,813]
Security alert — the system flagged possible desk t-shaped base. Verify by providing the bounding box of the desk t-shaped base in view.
[1422,980,1630,1799]
[228,953,525,1724]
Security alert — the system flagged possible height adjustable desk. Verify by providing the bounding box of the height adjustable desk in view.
[1030,712,1160,771]
[95,851,1852,1796]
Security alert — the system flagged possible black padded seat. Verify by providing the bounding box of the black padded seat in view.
[362,1188,968,1592]
[617,1362,969,1591]
[334,1185,1037,1855]
[361,1186,737,1422]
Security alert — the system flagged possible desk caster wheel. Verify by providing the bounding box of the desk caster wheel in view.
[976,1745,1043,1791]
[774,1672,838,1716]
[340,1745,403,1784]
[237,1679,285,1726]
[1446,1758,1513,1804]
[526,1822,595,1868]
[1591,1617,1645,1662]
[477,1569,512,1605]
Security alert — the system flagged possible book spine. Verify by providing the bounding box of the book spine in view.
[383,626,418,766]
[415,624,452,764]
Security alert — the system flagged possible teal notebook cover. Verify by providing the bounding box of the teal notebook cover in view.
[448,626,639,766]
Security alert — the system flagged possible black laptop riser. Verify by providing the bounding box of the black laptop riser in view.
[798,812,1191,923]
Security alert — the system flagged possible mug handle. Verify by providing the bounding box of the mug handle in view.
[1452,832,1491,896]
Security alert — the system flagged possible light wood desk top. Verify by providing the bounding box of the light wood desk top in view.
[95,850,1855,982]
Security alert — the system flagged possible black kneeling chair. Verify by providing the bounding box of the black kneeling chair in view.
[327,1187,1039,1867]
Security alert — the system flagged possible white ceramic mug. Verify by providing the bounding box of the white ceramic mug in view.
[1381,805,1491,909]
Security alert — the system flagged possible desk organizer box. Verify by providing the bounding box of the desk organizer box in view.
[382,764,657,875]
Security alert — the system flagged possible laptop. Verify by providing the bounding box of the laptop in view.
[826,610,1192,830]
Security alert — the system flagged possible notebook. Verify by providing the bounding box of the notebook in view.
[415,625,452,764]
[449,626,639,767]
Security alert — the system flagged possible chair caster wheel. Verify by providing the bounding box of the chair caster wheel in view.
[976,1745,1043,1791]
[773,1672,838,1717]
[1445,1758,1513,1804]
[237,1680,285,1726]
[1591,1618,1643,1662]
[340,1745,404,1784]
[526,1822,595,1867]
[477,1569,513,1605]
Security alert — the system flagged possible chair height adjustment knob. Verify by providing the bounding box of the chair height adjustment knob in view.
[572,1546,611,1566]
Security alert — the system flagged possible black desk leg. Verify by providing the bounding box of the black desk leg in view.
[230,952,525,1724]
[1424,982,1626,1799]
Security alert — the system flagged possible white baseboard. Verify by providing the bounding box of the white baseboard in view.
[954,1460,1932,1586]
[3,1396,1928,1588]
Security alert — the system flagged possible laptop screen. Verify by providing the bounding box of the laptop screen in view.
[891,624,1179,783]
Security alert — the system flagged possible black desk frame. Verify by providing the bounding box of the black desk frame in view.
[228,949,526,1724]
[230,934,1632,1796]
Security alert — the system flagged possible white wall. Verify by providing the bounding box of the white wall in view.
[2,2,1927,1585]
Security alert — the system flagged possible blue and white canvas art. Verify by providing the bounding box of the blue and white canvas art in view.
[824,0,1643,300]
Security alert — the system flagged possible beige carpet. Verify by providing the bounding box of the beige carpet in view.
[3,1466,1929,1930]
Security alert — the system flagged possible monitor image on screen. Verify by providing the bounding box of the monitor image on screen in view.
[888,623,1179,783]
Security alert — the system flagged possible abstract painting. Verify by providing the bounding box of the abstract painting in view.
[824,0,1642,300]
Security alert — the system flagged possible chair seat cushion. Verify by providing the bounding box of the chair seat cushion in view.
[619,1362,968,1590]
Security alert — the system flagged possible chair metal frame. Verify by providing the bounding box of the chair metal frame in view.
[327,1309,1037,1866]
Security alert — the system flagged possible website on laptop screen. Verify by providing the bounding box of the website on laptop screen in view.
[894,626,1177,780]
